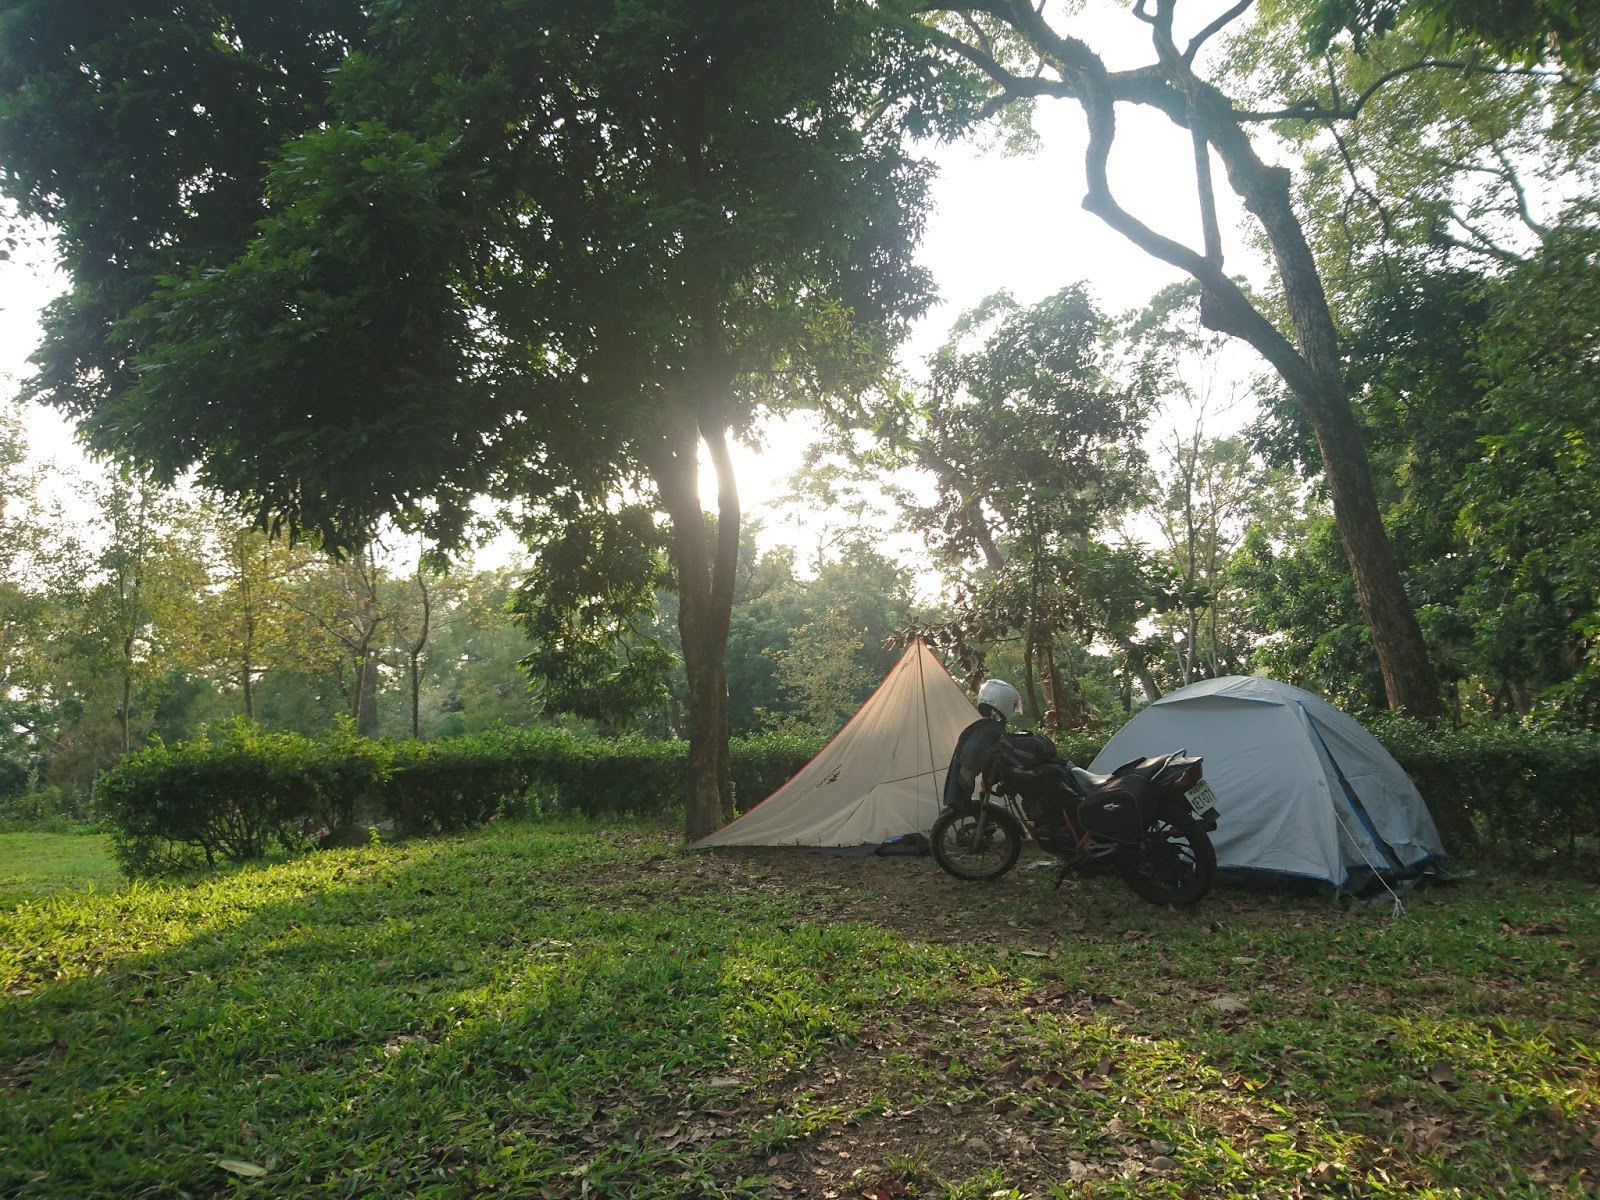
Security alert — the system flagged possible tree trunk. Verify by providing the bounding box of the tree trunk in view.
[1022,569,1045,722]
[1115,635,1164,704]
[1168,80,1442,717]
[120,642,133,755]
[410,655,422,740]
[357,650,379,739]
[645,385,740,841]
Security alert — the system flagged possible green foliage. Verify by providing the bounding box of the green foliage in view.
[1229,520,1389,712]
[1243,231,1600,725]
[879,285,1159,721]
[385,727,820,828]
[886,284,1150,566]
[1367,713,1600,858]
[758,607,874,736]
[98,719,379,876]
[510,506,675,729]
[1294,0,1600,69]
[96,721,823,875]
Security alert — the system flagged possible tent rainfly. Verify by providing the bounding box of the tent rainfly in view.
[1090,675,1445,888]
[692,639,978,849]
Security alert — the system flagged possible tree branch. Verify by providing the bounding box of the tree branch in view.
[1184,0,1254,66]
[1491,142,1550,239]
[1432,215,1523,264]
[1234,58,1572,124]
[1328,119,1397,245]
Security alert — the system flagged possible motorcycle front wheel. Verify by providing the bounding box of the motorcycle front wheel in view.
[1119,819,1216,907]
[930,804,1023,882]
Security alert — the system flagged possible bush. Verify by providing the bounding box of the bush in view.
[728,732,823,813]
[0,784,90,828]
[1364,714,1600,861]
[99,719,388,876]
[380,728,822,830]
[96,722,826,875]
[100,711,1598,877]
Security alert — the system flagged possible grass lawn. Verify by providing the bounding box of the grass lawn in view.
[0,830,120,909]
[2,822,1596,1199]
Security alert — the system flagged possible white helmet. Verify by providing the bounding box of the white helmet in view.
[977,678,1022,719]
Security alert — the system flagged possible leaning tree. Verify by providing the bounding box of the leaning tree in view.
[910,0,1571,719]
[0,0,958,837]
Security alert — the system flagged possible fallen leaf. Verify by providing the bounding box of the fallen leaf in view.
[217,1158,268,1178]
[1208,995,1249,1014]
[1428,1064,1457,1088]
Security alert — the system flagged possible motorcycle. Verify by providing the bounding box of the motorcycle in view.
[930,726,1222,907]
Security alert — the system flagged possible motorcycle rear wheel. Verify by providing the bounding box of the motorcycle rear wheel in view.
[931,804,1023,882]
[1119,820,1216,907]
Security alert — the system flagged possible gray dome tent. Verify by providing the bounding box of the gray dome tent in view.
[1090,676,1445,888]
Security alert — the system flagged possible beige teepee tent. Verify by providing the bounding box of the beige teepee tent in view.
[692,639,979,848]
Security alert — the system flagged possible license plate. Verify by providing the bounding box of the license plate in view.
[1185,779,1219,818]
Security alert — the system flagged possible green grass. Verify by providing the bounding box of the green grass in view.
[0,830,119,908]
[2,824,1597,1198]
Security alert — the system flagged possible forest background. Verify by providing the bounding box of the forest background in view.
[1,0,1597,828]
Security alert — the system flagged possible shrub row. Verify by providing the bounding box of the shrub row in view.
[1362,715,1600,858]
[97,714,1600,877]
[98,720,823,876]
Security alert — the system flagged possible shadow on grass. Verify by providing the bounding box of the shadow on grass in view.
[2,823,823,1198]
[3,824,1597,1199]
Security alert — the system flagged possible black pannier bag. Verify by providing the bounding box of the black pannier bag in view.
[1075,771,1152,842]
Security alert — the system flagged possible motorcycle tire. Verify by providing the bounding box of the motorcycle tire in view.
[930,804,1023,882]
[1118,819,1216,907]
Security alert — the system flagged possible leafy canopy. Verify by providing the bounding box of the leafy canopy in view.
[0,0,951,551]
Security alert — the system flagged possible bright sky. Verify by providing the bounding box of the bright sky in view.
[2,4,1271,571]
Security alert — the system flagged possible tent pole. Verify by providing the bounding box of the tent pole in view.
[916,639,939,812]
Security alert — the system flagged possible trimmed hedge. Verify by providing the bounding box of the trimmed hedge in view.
[98,720,373,877]
[99,722,823,876]
[1363,715,1600,858]
[97,715,1600,877]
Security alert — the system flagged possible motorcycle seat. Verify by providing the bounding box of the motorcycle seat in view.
[1069,765,1117,793]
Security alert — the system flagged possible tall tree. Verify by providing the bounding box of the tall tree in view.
[195,523,323,722]
[287,548,392,738]
[0,0,947,838]
[916,0,1463,717]
[879,284,1155,715]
